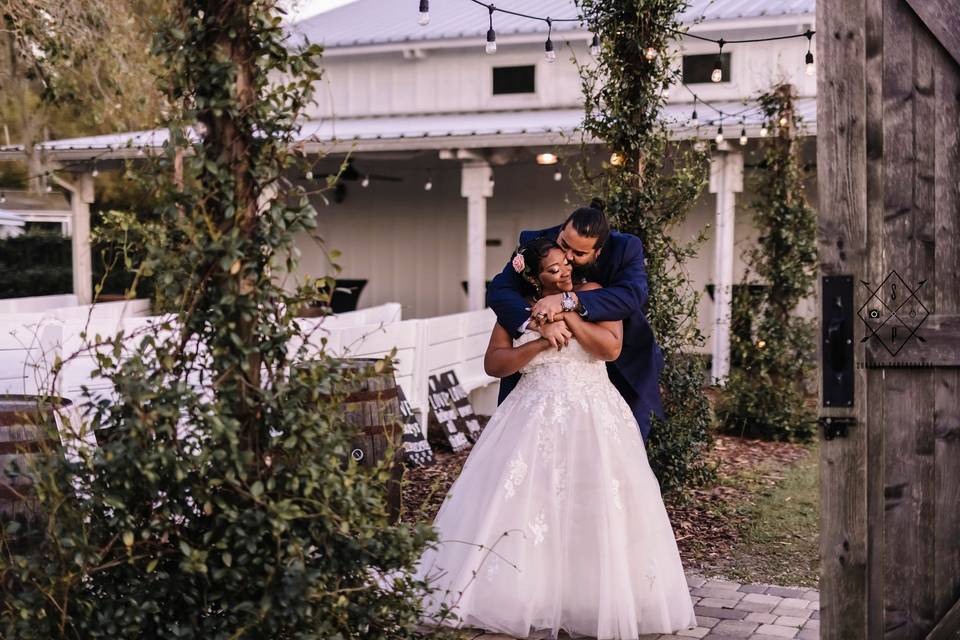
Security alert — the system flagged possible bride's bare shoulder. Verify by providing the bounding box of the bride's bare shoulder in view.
[574,281,603,292]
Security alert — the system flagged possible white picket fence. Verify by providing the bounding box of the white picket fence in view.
[1,299,498,436]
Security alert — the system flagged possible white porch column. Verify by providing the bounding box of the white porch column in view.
[67,172,95,305]
[460,160,493,311]
[708,149,743,385]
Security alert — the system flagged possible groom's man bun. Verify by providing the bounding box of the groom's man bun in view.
[563,198,610,250]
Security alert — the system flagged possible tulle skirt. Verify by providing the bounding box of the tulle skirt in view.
[414,367,698,639]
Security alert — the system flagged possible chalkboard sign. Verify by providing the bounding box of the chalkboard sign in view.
[398,386,435,466]
[427,374,470,452]
[439,370,483,442]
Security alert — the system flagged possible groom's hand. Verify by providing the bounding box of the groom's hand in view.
[539,320,572,351]
[530,293,568,323]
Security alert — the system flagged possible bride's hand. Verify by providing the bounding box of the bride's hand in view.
[539,319,572,351]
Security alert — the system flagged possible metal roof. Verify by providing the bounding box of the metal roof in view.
[291,0,816,50]
[0,98,816,160]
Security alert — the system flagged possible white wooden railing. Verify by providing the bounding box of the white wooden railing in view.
[1,299,499,436]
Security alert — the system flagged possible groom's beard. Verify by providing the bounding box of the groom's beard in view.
[572,261,600,283]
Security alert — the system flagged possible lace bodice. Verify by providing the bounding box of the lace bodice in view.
[513,331,608,377]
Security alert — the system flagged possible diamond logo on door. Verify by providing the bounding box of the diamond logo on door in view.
[858,271,929,357]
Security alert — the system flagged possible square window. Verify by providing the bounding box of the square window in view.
[682,52,732,84]
[493,65,536,95]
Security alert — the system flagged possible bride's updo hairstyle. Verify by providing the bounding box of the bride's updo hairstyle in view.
[563,197,610,250]
[510,237,562,299]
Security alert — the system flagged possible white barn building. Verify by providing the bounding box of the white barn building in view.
[0,0,818,383]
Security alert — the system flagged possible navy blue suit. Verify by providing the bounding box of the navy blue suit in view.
[486,225,665,441]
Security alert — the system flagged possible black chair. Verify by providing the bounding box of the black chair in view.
[329,279,368,313]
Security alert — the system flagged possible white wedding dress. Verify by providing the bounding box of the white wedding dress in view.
[414,333,698,639]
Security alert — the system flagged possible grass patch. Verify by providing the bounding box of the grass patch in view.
[719,440,820,587]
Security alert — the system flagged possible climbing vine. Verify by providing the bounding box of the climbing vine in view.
[574,0,714,496]
[0,2,438,637]
[716,84,818,441]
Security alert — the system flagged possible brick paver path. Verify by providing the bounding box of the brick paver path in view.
[460,572,820,640]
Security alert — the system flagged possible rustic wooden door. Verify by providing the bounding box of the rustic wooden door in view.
[818,0,960,638]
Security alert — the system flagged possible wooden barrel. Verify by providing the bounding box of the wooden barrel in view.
[334,359,404,523]
[0,395,66,546]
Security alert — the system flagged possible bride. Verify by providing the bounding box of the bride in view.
[414,237,697,639]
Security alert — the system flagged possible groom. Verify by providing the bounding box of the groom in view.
[486,202,665,442]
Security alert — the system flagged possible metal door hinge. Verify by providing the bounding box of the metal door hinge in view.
[819,416,856,440]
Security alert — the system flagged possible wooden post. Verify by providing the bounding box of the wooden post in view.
[460,160,493,312]
[708,149,743,384]
[68,172,95,305]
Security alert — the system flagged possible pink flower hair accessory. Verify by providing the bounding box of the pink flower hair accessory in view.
[511,253,526,273]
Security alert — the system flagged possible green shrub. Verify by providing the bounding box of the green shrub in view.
[715,85,818,442]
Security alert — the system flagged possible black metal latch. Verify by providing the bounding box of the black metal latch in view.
[818,416,856,440]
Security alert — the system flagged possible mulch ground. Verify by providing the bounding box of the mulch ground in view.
[400,425,813,577]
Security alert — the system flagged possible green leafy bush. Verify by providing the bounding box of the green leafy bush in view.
[0,2,438,637]
[715,85,818,442]
[575,0,715,496]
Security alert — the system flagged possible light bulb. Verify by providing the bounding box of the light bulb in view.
[46,184,53,193]
[361,175,370,188]
[137,147,145,156]
[805,50,815,76]
[662,86,670,100]
[645,47,657,61]
[715,127,724,144]
[739,128,748,146]
[91,168,99,178]
[0,193,5,204]
[545,39,556,62]
[609,152,625,166]
[779,116,788,127]
[553,169,562,182]
[690,111,698,128]
[760,125,769,137]
[590,34,600,57]
[486,29,497,54]
[806,62,815,76]
[418,0,429,26]
[305,170,313,180]
[424,178,433,191]
[711,66,723,83]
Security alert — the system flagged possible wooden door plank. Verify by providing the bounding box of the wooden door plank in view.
[903,0,960,68]
[933,36,960,626]
[913,21,939,636]
[863,314,960,366]
[818,0,870,636]
[881,1,922,636]
[864,0,886,635]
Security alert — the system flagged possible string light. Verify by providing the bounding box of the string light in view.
[0,192,5,204]
[645,46,658,61]
[739,118,748,146]
[418,0,430,26]
[45,183,53,193]
[91,166,99,178]
[553,168,562,182]
[711,39,725,83]
[715,120,724,144]
[760,123,769,137]
[544,18,556,63]
[804,30,815,76]
[779,115,789,127]
[589,33,601,57]
[689,96,698,128]
[424,174,433,191]
[305,169,314,180]
[485,5,497,54]
[361,175,370,188]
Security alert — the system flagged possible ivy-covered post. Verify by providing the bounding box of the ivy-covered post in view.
[574,1,714,496]
[0,2,439,637]
[716,83,818,441]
